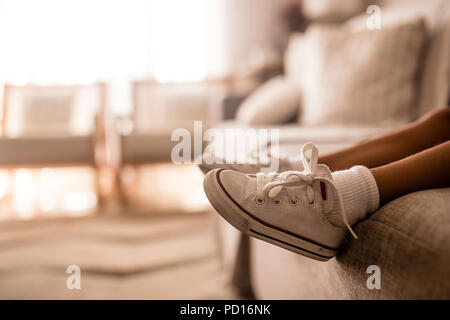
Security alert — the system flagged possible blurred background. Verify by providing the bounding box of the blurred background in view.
[0,0,299,221]
[0,0,309,299]
[0,0,448,299]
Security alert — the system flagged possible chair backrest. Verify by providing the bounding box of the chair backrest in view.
[132,80,224,133]
[1,83,105,137]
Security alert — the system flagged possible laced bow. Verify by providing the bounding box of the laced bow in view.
[252,143,358,239]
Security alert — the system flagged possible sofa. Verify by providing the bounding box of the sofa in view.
[212,0,450,299]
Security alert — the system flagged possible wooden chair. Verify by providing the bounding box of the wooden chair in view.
[108,80,229,207]
[0,83,108,212]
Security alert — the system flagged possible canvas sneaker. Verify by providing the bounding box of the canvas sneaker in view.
[203,143,356,261]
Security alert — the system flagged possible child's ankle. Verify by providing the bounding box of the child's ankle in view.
[328,166,380,227]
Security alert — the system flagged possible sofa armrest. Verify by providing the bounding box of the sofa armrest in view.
[336,187,450,299]
[251,188,450,299]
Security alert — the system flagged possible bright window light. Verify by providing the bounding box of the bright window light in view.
[0,0,151,85]
[150,0,207,83]
[0,0,227,111]
[12,169,34,219]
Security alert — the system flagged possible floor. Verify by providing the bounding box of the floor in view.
[0,212,238,299]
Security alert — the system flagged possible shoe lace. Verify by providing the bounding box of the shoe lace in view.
[253,143,358,239]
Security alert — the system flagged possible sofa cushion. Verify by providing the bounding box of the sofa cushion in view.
[288,18,426,126]
[347,0,450,118]
[236,76,301,126]
[251,188,450,299]
[217,121,392,147]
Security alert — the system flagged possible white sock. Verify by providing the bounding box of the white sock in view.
[328,166,380,227]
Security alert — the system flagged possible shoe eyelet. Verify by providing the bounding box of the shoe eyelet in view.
[308,199,316,207]
[272,199,281,206]
[289,199,298,206]
[255,198,265,205]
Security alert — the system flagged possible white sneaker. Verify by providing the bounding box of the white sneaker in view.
[198,150,304,175]
[203,143,356,261]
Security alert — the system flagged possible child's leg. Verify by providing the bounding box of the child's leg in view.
[320,108,450,171]
[371,140,450,206]
[326,140,449,229]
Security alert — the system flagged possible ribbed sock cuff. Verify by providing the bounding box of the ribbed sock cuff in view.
[329,166,380,227]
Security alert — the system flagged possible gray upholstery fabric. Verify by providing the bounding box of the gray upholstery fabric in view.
[214,215,253,298]
[217,121,391,144]
[250,188,450,299]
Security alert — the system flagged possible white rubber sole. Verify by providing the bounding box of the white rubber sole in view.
[204,169,338,261]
